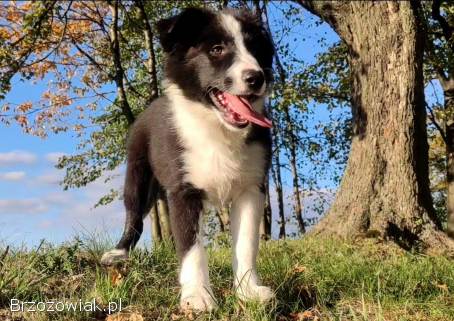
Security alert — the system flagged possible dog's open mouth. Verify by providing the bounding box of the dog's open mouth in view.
[208,88,272,129]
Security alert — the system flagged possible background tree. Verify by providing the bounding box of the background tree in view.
[297,0,454,253]
[3,0,453,252]
[0,0,212,244]
[1,0,349,242]
[422,0,454,237]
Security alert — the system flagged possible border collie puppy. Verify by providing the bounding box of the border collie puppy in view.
[101,7,275,311]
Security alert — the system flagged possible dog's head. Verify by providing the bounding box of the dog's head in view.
[157,8,275,130]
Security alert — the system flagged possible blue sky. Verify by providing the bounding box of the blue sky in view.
[0,3,342,247]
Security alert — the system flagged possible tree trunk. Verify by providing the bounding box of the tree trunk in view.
[215,210,225,232]
[216,206,230,232]
[287,127,305,235]
[271,130,286,239]
[444,85,454,237]
[299,1,454,254]
[157,188,172,240]
[108,0,135,125]
[136,0,159,101]
[150,205,162,246]
[261,179,272,239]
[271,26,305,235]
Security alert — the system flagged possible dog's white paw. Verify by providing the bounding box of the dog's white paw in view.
[180,286,217,312]
[237,283,275,303]
[100,249,128,265]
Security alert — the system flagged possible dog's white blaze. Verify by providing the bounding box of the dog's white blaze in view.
[231,187,274,302]
[220,13,266,95]
[166,84,267,205]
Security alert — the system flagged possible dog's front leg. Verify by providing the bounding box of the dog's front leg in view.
[168,185,216,312]
[230,186,274,303]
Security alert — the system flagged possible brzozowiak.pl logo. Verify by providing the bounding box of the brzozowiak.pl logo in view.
[10,298,123,314]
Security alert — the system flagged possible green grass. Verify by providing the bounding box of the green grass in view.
[1,235,453,320]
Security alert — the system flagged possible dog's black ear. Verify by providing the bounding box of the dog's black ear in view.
[156,8,213,53]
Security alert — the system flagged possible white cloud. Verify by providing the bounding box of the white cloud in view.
[45,152,66,164]
[0,150,37,166]
[38,220,53,229]
[0,198,48,214]
[43,192,73,205]
[58,168,125,220]
[0,171,26,181]
[35,172,63,185]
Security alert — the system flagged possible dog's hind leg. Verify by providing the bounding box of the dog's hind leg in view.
[101,153,158,265]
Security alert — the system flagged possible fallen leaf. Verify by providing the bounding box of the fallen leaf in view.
[289,312,304,320]
[292,265,307,274]
[183,310,195,320]
[170,313,182,320]
[436,283,449,292]
[108,267,123,286]
[289,309,321,321]
[106,312,144,321]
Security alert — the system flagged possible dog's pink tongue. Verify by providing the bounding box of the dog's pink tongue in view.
[222,92,272,128]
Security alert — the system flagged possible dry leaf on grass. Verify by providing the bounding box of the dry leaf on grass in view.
[105,312,144,321]
[289,309,322,321]
[107,267,124,286]
[171,310,195,320]
[436,283,449,292]
[170,313,181,321]
[292,265,307,274]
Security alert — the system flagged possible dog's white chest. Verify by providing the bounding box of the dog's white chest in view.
[184,139,265,204]
[169,89,266,204]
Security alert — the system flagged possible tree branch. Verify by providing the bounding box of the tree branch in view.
[136,0,159,101]
[297,0,347,32]
[426,102,448,144]
[432,0,454,52]
[107,0,135,125]
[23,2,73,69]
[0,1,56,97]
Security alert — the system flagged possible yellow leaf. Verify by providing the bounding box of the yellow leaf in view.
[289,309,321,321]
[436,283,449,292]
[108,267,123,286]
[106,312,144,321]
[292,265,307,274]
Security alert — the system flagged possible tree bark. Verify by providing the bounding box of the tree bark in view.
[271,131,286,239]
[263,2,305,235]
[298,1,454,254]
[216,206,230,232]
[444,83,454,237]
[157,188,172,240]
[287,126,305,235]
[150,205,162,246]
[262,179,272,239]
[274,50,305,235]
[136,0,159,101]
[108,0,135,125]
[275,54,305,235]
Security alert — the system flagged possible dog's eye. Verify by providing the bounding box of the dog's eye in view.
[209,45,224,56]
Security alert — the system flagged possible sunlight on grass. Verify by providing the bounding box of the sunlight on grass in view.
[0,236,453,320]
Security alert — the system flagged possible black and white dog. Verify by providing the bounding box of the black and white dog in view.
[101,7,275,311]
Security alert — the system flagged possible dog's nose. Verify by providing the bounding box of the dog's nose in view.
[242,69,264,91]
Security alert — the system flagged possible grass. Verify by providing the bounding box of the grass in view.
[0,235,453,320]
